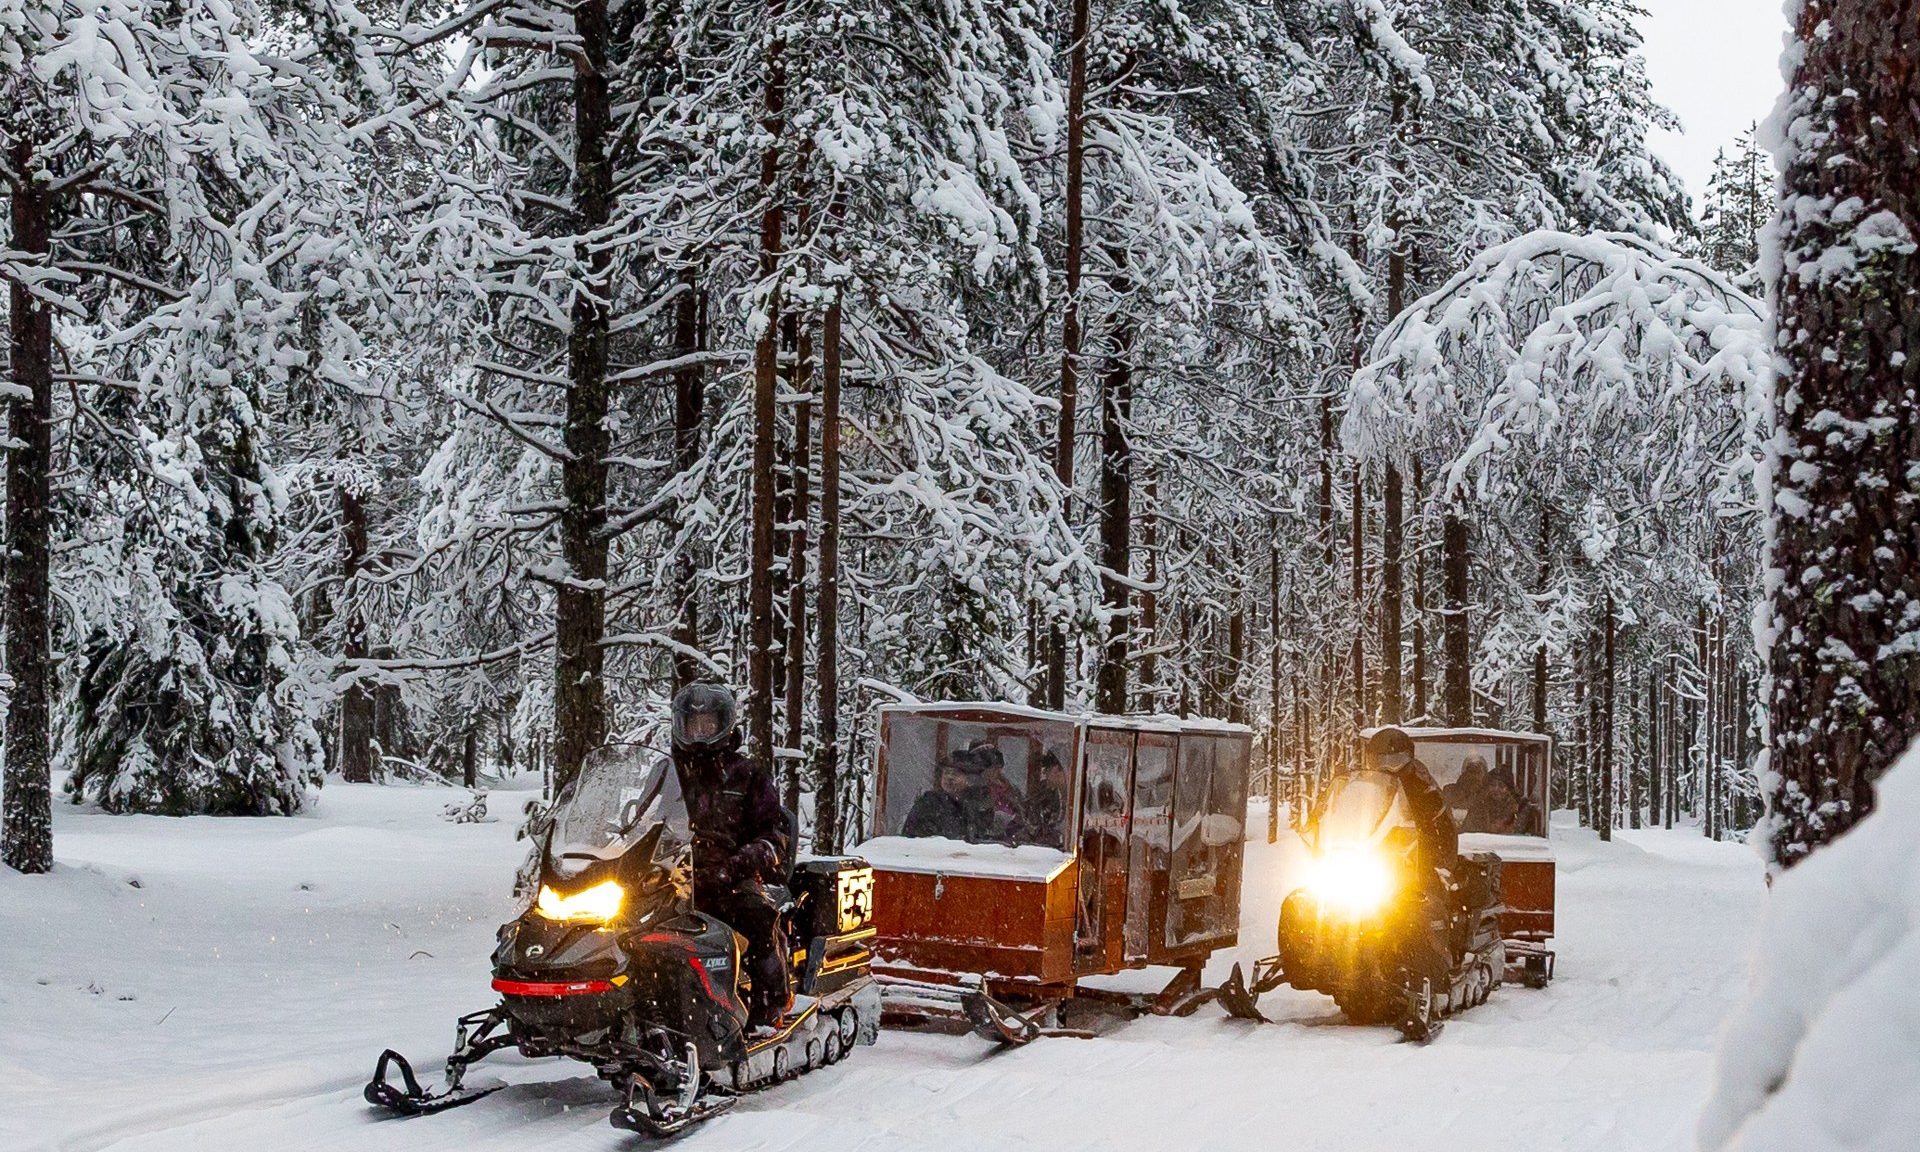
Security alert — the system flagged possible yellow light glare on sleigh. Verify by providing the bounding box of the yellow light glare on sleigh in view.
[1306,848,1395,916]
[535,880,626,923]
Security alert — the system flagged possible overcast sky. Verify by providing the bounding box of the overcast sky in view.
[1635,0,1791,206]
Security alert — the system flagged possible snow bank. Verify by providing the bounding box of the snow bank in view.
[1698,747,1920,1152]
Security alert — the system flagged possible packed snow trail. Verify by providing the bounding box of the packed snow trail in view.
[0,782,1763,1152]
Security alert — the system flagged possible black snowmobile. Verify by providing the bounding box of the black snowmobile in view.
[365,744,879,1135]
[1212,768,1506,1042]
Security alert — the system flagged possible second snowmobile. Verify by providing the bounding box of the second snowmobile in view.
[365,744,879,1135]
[1215,766,1507,1042]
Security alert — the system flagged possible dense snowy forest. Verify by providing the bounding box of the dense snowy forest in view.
[3,0,1919,1148]
[0,0,1731,847]
[0,0,1912,877]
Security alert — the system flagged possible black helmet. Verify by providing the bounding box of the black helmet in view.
[671,682,739,752]
[1366,727,1415,770]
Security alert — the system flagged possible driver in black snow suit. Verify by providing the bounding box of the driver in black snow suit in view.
[1363,727,1460,996]
[669,682,792,1030]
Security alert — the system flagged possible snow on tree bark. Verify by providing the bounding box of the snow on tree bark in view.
[1763,0,1920,869]
[3,135,53,874]
[552,0,615,796]
[746,0,788,766]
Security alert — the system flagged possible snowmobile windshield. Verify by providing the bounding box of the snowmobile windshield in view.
[547,745,691,879]
[1315,770,1413,854]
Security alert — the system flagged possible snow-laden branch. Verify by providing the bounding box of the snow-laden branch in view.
[1343,229,1767,512]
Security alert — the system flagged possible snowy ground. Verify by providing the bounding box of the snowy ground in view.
[1,781,1764,1152]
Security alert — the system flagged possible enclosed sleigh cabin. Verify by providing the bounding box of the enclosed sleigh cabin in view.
[856,703,1253,1017]
[1361,726,1556,977]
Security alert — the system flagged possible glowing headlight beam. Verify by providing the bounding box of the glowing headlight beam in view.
[535,880,626,923]
[1305,848,1395,916]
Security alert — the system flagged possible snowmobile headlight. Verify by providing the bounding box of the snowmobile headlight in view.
[535,880,625,923]
[1306,848,1395,916]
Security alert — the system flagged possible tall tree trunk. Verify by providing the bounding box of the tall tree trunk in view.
[814,253,844,852]
[1044,0,1092,711]
[1440,498,1472,726]
[671,270,706,689]
[1573,661,1590,827]
[1138,473,1159,704]
[338,485,375,783]
[1376,235,1408,725]
[1648,658,1663,825]
[463,726,478,789]
[1600,594,1615,841]
[1411,463,1428,720]
[1094,313,1133,714]
[551,4,615,794]
[1381,463,1403,724]
[1350,468,1366,723]
[746,0,789,764]
[3,146,54,874]
[1533,506,1550,735]
[1629,666,1644,830]
[1268,526,1282,843]
[1227,564,1247,726]
[783,388,812,813]
[1665,653,1679,829]
[1766,0,1920,867]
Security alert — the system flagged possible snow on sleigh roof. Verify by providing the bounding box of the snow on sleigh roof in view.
[853,835,1074,882]
[879,701,1252,737]
[1359,725,1551,744]
[1460,833,1556,859]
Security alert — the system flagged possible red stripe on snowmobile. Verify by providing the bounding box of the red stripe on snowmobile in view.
[491,977,615,997]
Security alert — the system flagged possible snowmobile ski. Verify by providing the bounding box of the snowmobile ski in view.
[1217,963,1271,1023]
[1396,974,1449,1044]
[609,1041,741,1137]
[962,988,1043,1045]
[960,989,1096,1044]
[364,1046,507,1115]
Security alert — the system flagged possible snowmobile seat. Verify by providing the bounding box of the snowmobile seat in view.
[1455,852,1503,913]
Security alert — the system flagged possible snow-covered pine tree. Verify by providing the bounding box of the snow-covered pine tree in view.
[2,0,393,836]
[1697,124,1773,282]
[1764,0,1920,868]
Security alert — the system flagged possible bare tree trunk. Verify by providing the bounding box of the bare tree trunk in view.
[1138,473,1159,704]
[1665,653,1678,829]
[338,485,375,783]
[3,144,54,874]
[746,0,789,765]
[814,228,844,854]
[1533,507,1550,736]
[1440,498,1472,726]
[1268,526,1282,843]
[551,3,615,794]
[1648,658,1662,825]
[1409,461,1428,720]
[671,270,705,689]
[1712,610,1728,837]
[782,389,811,812]
[463,726,478,789]
[1292,674,1308,821]
[1572,661,1589,827]
[1630,666,1644,830]
[1600,594,1615,841]
[1227,563,1247,727]
[1044,0,1092,711]
[1350,467,1366,724]
[1094,312,1133,714]
[1381,463,1403,724]
[1767,0,1920,867]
